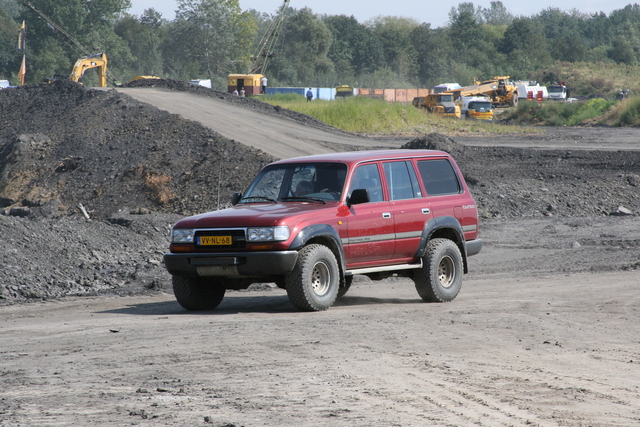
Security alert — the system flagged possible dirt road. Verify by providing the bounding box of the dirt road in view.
[1,269,638,427]
[114,88,404,159]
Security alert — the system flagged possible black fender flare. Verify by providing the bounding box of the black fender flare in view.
[288,224,346,274]
[415,216,469,273]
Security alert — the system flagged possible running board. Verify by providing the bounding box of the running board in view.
[346,261,423,276]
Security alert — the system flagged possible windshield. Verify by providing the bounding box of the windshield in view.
[548,86,564,93]
[439,94,453,102]
[469,101,492,111]
[241,162,348,202]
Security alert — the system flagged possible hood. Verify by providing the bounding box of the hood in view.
[174,202,338,228]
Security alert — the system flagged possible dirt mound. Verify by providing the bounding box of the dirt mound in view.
[401,133,464,156]
[0,80,275,219]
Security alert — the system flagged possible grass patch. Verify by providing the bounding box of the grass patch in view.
[262,94,535,135]
[504,98,616,126]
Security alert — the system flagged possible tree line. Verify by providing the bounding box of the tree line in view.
[2,0,640,93]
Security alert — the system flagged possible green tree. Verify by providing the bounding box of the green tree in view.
[324,14,384,77]
[479,1,513,26]
[0,8,21,83]
[115,9,165,79]
[410,24,454,86]
[166,0,256,83]
[272,7,333,85]
[368,16,419,84]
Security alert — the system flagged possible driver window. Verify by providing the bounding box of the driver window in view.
[349,163,383,202]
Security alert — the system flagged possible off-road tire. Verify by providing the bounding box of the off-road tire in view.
[285,244,339,311]
[510,93,518,107]
[172,275,226,310]
[413,238,463,302]
[338,275,353,298]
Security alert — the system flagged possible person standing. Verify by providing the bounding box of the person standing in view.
[240,87,245,97]
[261,76,268,94]
[306,87,313,102]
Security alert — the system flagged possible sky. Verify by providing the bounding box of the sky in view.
[128,0,635,28]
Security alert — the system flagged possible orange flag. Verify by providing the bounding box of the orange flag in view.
[18,55,26,85]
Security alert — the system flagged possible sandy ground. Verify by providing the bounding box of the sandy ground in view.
[1,226,639,427]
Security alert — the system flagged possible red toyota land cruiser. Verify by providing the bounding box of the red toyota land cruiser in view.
[164,150,482,311]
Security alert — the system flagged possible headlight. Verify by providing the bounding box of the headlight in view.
[247,226,290,242]
[171,228,194,243]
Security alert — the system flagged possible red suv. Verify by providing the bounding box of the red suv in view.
[164,150,482,311]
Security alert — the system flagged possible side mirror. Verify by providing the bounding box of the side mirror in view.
[231,192,242,206]
[347,188,369,207]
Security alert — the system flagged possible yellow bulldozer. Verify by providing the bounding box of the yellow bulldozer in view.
[412,93,461,118]
[446,76,519,108]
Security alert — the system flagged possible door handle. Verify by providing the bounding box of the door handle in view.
[382,212,391,219]
[422,208,431,214]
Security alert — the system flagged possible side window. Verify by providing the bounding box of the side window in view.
[417,159,461,196]
[383,161,419,200]
[349,163,383,202]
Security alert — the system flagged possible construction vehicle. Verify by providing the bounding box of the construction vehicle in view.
[70,53,108,87]
[335,85,354,98]
[129,75,160,83]
[412,93,461,118]
[548,82,570,101]
[459,96,493,121]
[228,0,290,95]
[446,76,519,108]
[433,83,461,94]
[44,53,108,87]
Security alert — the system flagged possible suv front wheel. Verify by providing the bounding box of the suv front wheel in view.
[413,238,463,302]
[172,276,226,310]
[285,244,339,311]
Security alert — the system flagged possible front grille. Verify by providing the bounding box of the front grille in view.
[195,229,246,250]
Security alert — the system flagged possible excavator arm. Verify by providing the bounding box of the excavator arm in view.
[69,53,107,87]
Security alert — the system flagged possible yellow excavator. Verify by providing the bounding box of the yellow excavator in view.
[45,53,108,87]
[69,53,108,87]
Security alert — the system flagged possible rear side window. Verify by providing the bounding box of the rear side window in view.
[417,159,461,196]
[383,161,420,200]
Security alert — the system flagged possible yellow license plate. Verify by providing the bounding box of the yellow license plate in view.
[199,235,232,245]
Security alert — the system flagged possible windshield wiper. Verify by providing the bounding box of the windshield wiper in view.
[241,196,277,203]
[281,196,326,204]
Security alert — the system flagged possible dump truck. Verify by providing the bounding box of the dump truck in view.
[446,76,518,108]
[412,93,461,118]
[547,82,570,101]
[459,96,493,121]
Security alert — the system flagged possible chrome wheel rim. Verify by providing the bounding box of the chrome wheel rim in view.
[438,255,455,288]
[311,261,331,296]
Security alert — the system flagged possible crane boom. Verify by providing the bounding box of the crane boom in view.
[247,0,290,75]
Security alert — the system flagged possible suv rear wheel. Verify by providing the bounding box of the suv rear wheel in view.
[285,244,339,311]
[413,238,463,302]
[172,276,226,310]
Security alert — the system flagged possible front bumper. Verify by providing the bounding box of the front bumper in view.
[164,251,299,278]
